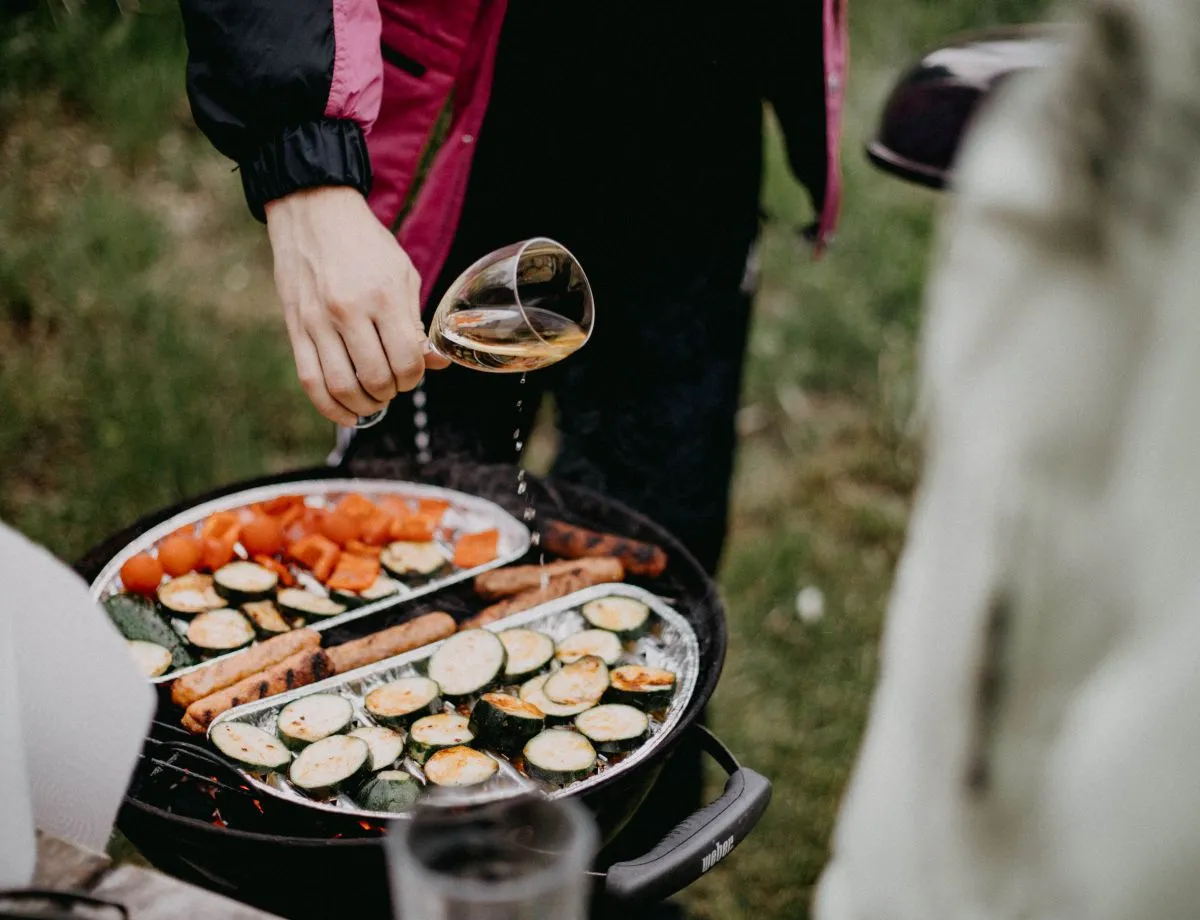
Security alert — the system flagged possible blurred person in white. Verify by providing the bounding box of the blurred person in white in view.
[814,0,1200,917]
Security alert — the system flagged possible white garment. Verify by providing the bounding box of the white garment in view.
[815,1,1200,917]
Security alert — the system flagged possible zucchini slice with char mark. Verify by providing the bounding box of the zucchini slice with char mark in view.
[210,721,292,771]
[605,665,676,711]
[276,588,347,619]
[381,541,447,578]
[523,729,597,785]
[213,561,279,605]
[574,704,649,753]
[519,675,595,724]
[543,655,609,707]
[407,712,474,765]
[581,597,651,639]
[104,593,194,669]
[349,725,406,771]
[288,734,371,797]
[425,746,498,787]
[555,629,623,666]
[426,629,506,698]
[468,692,544,755]
[186,608,256,655]
[126,640,173,678]
[357,770,421,812]
[276,693,355,751]
[242,600,292,637]
[499,629,555,681]
[158,573,224,618]
[330,575,402,609]
[364,677,442,729]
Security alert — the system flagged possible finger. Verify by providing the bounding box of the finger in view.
[423,339,452,370]
[310,325,389,418]
[339,317,399,403]
[290,329,358,427]
[375,308,428,392]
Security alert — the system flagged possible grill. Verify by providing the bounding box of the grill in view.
[75,458,769,919]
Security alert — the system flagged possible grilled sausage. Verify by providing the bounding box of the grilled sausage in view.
[540,520,669,578]
[461,565,626,629]
[170,629,321,709]
[473,557,624,600]
[326,612,457,674]
[181,648,335,733]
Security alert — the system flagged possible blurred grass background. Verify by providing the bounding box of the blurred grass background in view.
[0,0,1049,916]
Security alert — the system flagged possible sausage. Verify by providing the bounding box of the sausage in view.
[539,519,669,578]
[473,557,624,600]
[326,612,457,674]
[460,565,626,630]
[170,629,321,709]
[181,648,335,733]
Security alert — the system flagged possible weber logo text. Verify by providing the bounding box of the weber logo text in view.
[701,836,735,872]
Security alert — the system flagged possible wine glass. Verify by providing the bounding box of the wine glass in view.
[353,237,594,428]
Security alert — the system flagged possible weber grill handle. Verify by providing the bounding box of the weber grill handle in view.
[603,724,772,902]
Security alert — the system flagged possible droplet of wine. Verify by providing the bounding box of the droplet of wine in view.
[517,482,527,495]
[415,431,431,449]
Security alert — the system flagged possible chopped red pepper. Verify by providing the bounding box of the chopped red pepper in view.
[253,554,297,588]
[288,534,341,583]
[326,553,381,593]
[453,529,500,569]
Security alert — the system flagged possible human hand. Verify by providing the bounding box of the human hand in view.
[265,186,450,426]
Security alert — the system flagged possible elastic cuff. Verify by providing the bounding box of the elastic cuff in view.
[239,119,373,222]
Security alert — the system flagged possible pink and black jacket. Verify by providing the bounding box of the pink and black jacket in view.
[179,0,848,303]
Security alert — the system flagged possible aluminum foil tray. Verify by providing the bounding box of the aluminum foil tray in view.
[89,478,531,683]
[209,583,700,819]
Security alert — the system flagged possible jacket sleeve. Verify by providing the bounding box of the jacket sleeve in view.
[179,0,385,221]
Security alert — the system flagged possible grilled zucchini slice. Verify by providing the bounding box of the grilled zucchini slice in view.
[426,629,506,698]
[523,730,597,785]
[519,675,595,724]
[543,656,609,707]
[186,608,256,654]
[210,721,292,771]
[276,693,355,751]
[212,561,279,605]
[104,593,195,669]
[276,588,347,619]
[574,704,649,753]
[499,629,555,681]
[605,665,676,711]
[555,629,623,666]
[380,541,446,578]
[581,597,651,639]
[348,725,406,772]
[357,770,421,812]
[468,692,544,755]
[407,712,474,765]
[242,600,292,637]
[364,677,442,729]
[425,746,499,788]
[126,640,173,678]
[330,575,402,609]
[288,735,370,797]
[157,573,224,617]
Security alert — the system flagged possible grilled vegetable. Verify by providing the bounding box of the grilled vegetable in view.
[126,640,173,678]
[424,746,498,787]
[498,629,555,681]
[330,574,400,609]
[348,726,406,771]
[581,598,651,639]
[519,675,595,724]
[606,665,676,710]
[522,730,597,785]
[238,515,286,557]
[157,533,205,577]
[119,553,164,596]
[407,712,474,765]
[186,608,256,655]
[364,677,442,729]
[157,573,224,617]
[276,693,355,751]
[380,541,446,578]
[574,704,649,753]
[213,561,279,604]
[326,552,381,594]
[357,770,421,812]
[103,593,194,669]
[426,629,505,698]
[288,735,371,797]
[253,555,296,588]
[276,588,346,619]
[468,692,545,755]
[555,629,623,666]
[210,721,292,771]
[453,529,499,569]
[288,534,341,583]
[242,600,292,637]
[543,656,609,707]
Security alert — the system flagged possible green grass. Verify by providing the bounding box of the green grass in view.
[0,1,1049,916]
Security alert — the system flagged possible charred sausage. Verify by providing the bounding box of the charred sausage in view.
[460,563,626,629]
[181,647,335,733]
[539,520,668,578]
[170,629,321,709]
[326,612,457,673]
[473,557,624,600]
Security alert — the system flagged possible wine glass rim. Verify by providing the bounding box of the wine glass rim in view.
[511,237,594,351]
